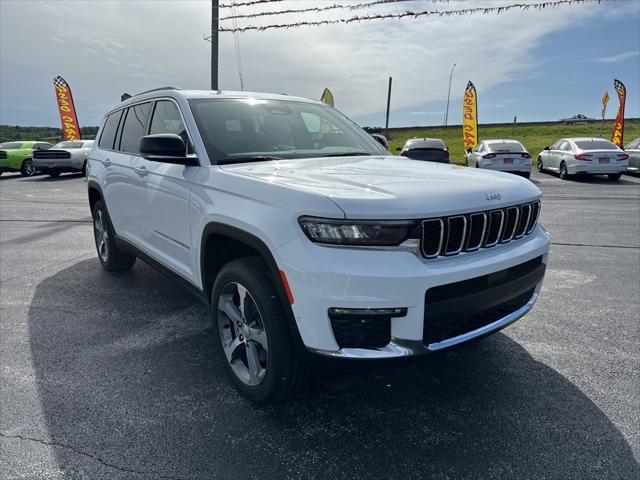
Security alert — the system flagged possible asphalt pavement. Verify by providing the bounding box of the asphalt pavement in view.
[1,170,639,479]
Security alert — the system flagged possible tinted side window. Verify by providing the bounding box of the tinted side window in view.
[34,143,51,150]
[149,100,191,153]
[119,102,151,154]
[99,111,123,149]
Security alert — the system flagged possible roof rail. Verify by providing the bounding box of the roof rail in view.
[132,86,181,97]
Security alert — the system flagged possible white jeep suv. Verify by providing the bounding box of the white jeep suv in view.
[87,88,550,403]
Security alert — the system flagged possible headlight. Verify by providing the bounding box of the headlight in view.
[298,216,416,246]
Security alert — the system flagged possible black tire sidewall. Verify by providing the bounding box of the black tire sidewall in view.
[21,159,35,177]
[211,258,294,404]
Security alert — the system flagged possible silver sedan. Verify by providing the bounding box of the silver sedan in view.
[536,137,628,181]
[624,138,640,174]
[464,139,531,178]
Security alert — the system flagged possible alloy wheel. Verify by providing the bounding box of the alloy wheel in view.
[94,209,109,262]
[24,159,36,176]
[217,282,268,387]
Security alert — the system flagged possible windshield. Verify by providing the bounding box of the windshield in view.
[0,142,21,149]
[486,142,525,152]
[53,141,84,149]
[574,140,619,150]
[189,98,386,164]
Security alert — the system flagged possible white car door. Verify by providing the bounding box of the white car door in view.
[130,99,198,282]
[549,141,564,170]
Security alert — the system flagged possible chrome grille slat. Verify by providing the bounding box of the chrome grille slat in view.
[419,201,540,259]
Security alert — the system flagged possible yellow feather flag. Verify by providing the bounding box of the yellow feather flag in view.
[320,88,334,107]
[462,81,478,152]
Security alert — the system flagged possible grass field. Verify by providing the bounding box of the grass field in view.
[386,119,640,165]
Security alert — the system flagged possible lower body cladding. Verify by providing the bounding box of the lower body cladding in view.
[278,226,550,359]
[566,162,627,175]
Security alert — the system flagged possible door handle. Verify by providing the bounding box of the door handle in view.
[103,158,111,167]
[134,165,148,176]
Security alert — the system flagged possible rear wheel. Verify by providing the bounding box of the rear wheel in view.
[559,162,570,180]
[82,161,87,177]
[522,172,531,179]
[608,173,621,181]
[92,200,136,272]
[20,159,36,177]
[212,257,307,404]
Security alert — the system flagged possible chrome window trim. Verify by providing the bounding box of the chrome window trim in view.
[484,210,504,248]
[465,212,487,251]
[444,215,467,256]
[421,219,444,258]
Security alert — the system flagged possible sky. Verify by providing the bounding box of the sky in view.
[0,0,639,129]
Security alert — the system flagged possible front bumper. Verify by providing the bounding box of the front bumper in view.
[277,226,550,358]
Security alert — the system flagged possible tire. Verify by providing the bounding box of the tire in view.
[82,161,87,177]
[20,159,36,177]
[522,172,530,179]
[537,157,544,172]
[559,161,570,180]
[49,172,61,178]
[608,173,621,181]
[92,200,136,272]
[212,257,307,404]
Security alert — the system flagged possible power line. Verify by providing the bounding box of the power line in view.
[231,4,245,90]
[220,0,285,8]
[218,0,601,33]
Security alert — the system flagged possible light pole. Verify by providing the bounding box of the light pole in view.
[211,0,219,90]
[443,63,456,126]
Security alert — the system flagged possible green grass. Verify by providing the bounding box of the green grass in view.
[386,120,640,165]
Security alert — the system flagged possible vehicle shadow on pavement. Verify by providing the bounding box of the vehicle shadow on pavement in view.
[27,259,639,479]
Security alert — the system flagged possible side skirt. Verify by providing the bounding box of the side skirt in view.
[114,235,209,308]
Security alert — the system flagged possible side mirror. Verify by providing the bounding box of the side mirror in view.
[139,134,197,165]
[370,133,388,149]
[544,146,550,150]
[395,146,402,152]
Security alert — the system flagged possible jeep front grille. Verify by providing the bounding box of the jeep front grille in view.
[420,201,540,259]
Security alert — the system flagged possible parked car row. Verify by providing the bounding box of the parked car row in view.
[392,135,640,181]
[0,139,94,177]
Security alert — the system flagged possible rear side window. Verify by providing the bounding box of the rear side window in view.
[34,143,52,150]
[99,111,123,150]
[119,103,151,154]
[0,142,22,149]
[575,140,619,150]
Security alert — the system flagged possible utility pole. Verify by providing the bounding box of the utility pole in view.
[211,0,219,90]
[443,63,456,126]
[385,76,392,135]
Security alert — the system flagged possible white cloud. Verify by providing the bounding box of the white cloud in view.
[0,0,636,126]
[594,50,640,63]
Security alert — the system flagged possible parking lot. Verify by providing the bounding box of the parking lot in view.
[1,170,639,479]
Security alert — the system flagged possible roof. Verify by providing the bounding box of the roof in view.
[483,139,522,144]
[563,137,609,142]
[403,138,446,149]
[111,88,319,114]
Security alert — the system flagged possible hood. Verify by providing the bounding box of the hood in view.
[221,156,541,219]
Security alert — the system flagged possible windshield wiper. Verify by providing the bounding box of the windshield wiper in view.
[320,152,372,157]
[219,155,283,165]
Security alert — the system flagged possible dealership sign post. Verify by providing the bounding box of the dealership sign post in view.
[53,76,81,141]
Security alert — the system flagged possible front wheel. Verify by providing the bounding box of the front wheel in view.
[559,162,570,180]
[82,161,87,177]
[522,172,531,179]
[92,200,136,272]
[608,173,621,181]
[20,159,36,177]
[537,157,544,172]
[212,257,307,404]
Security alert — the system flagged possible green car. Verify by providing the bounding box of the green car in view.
[0,141,53,177]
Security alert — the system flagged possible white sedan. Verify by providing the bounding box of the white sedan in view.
[536,138,628,181]
[465,139,531,178]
